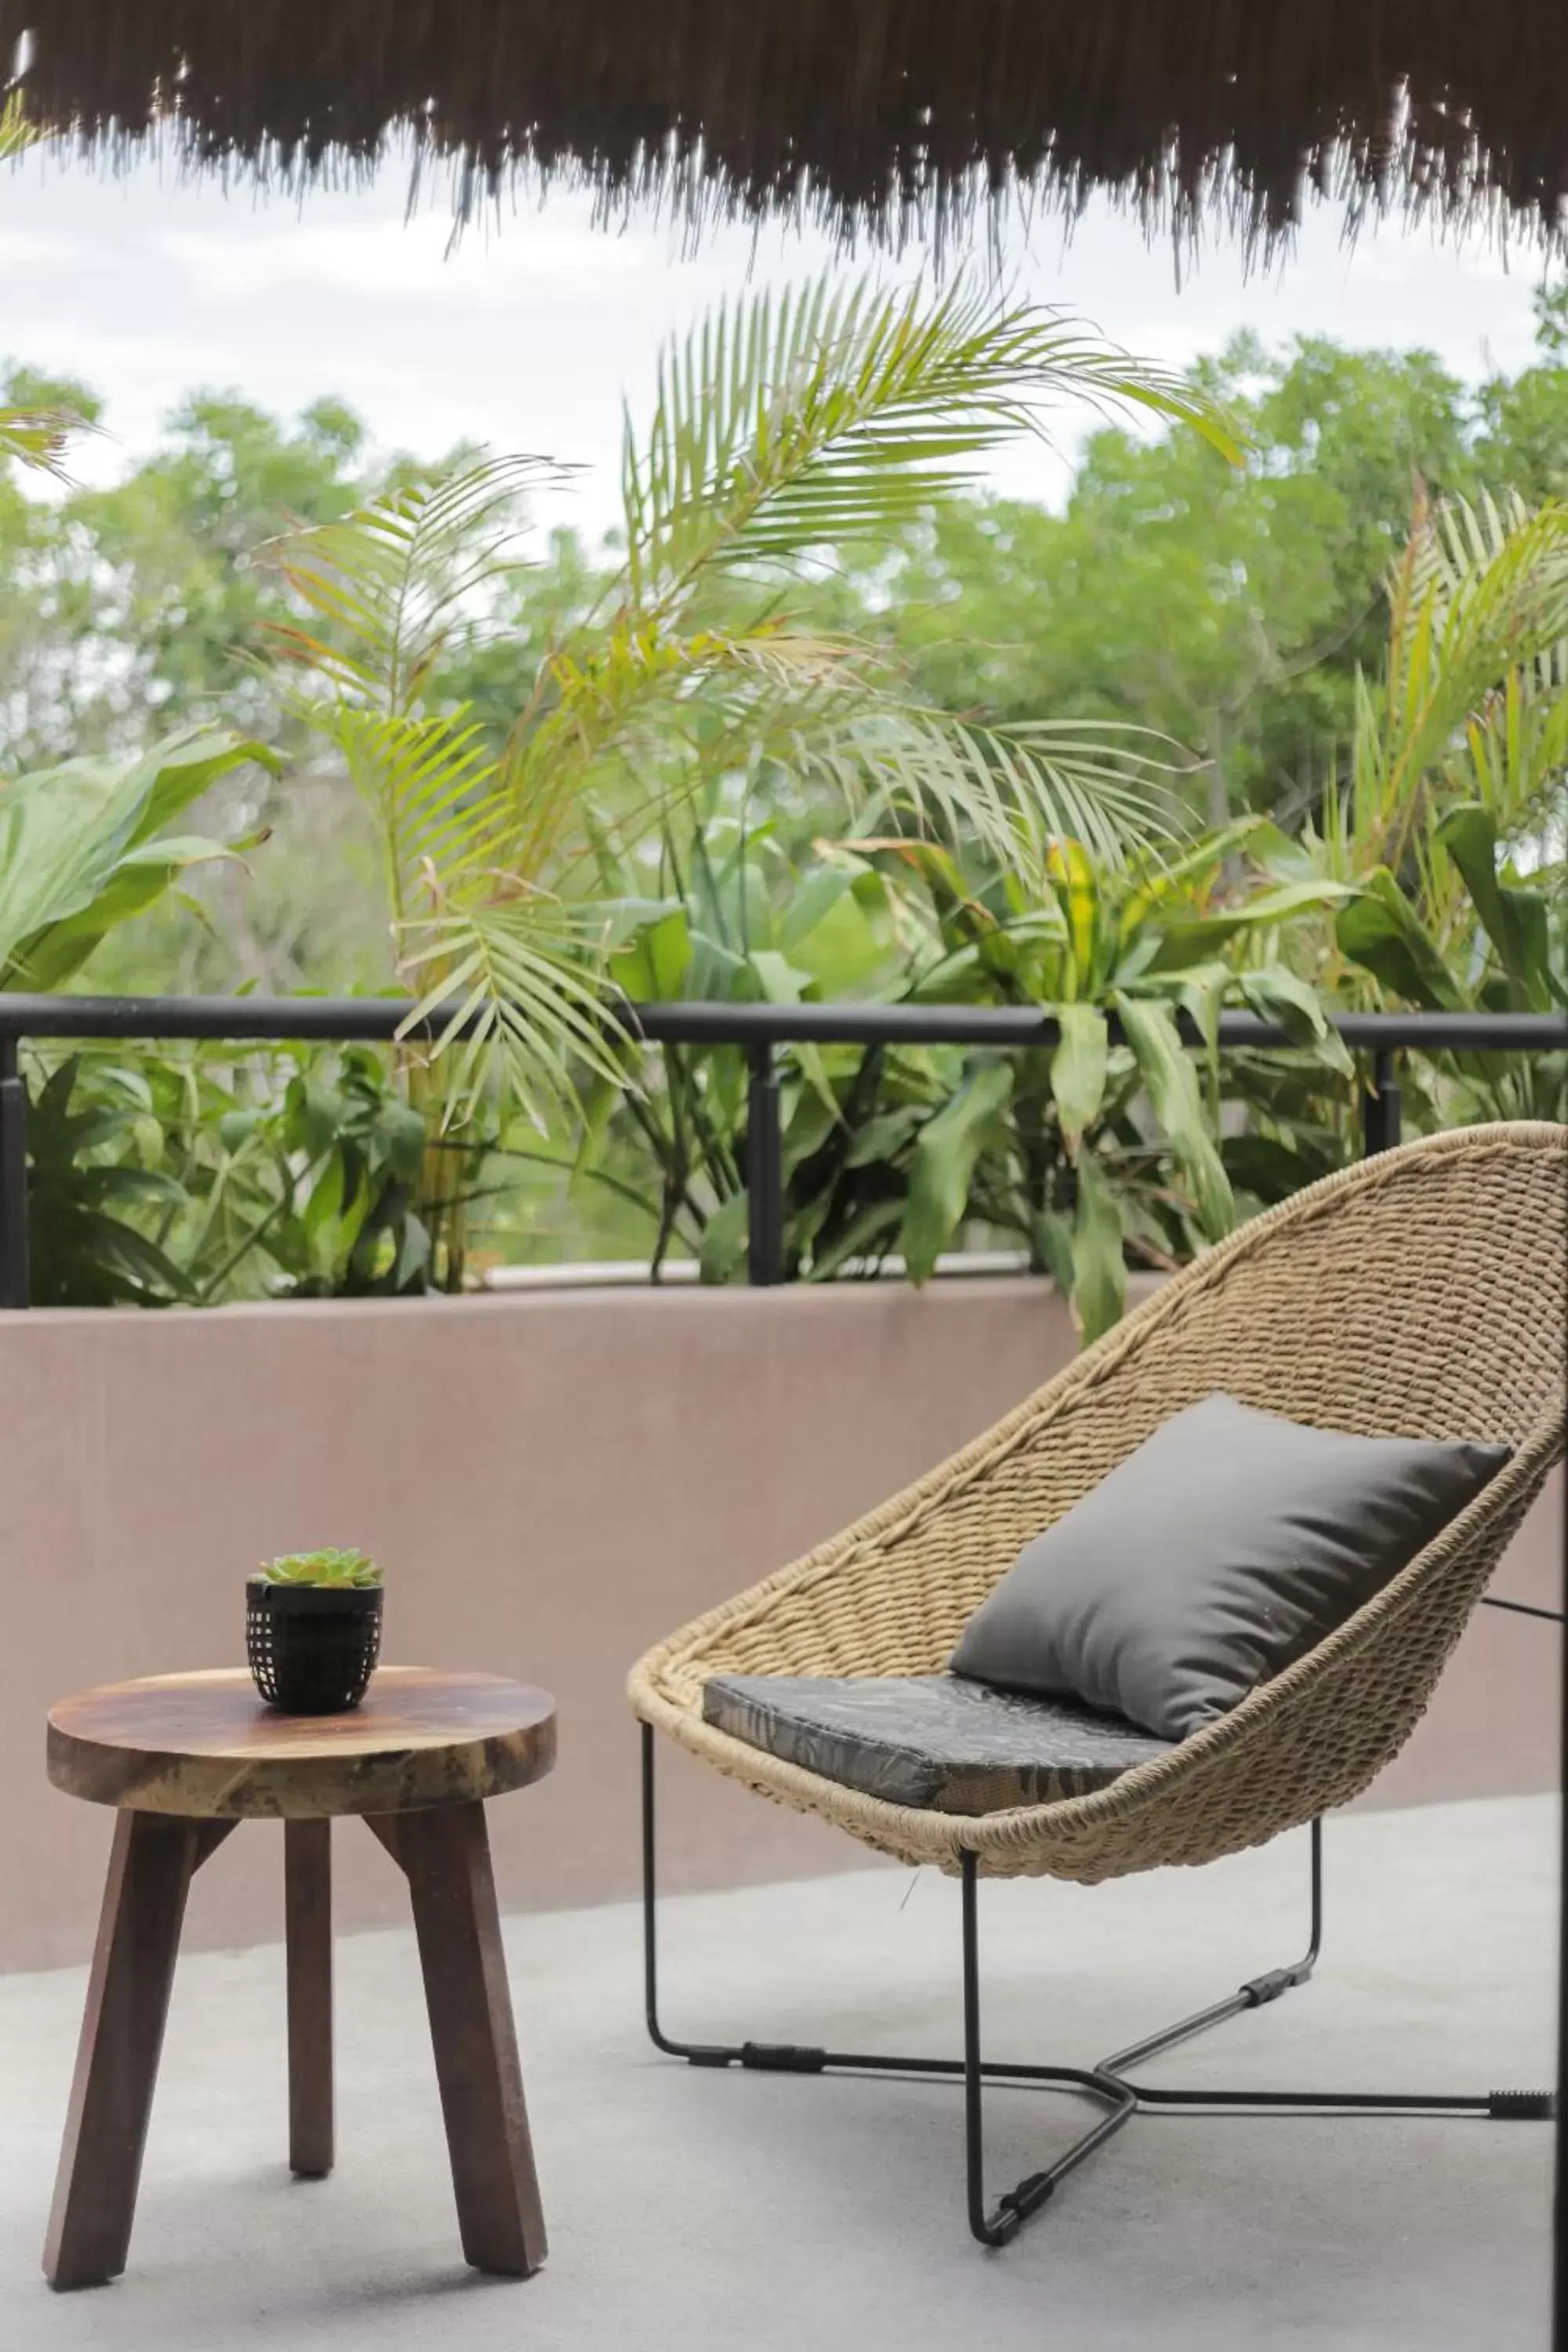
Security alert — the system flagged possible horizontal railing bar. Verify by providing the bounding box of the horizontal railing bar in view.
[0,995,1563,1054]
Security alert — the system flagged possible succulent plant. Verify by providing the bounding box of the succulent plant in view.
[256,1546,382,1590]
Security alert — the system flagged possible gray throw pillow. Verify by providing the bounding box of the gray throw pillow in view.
[949,1393,1510,1742]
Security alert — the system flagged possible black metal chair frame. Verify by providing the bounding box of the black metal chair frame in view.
[640,1721,1554,2246]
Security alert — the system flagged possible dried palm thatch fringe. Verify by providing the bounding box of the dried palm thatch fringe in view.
[629,1122,1567,1882]
[5,1,1566,254]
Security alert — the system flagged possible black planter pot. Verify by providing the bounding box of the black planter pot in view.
[245,1577,383,1715]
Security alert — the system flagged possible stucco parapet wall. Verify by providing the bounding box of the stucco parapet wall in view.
[0,1279,1557,1970]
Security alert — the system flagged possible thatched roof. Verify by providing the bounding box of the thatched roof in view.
[9,2,1566,254]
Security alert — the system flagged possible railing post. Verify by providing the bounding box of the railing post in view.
[0,1036,31,1309]
[1360,1045,1402,1159]
[746,1040,785,1287]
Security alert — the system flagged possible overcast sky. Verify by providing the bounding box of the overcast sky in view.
[2,143,1552,535]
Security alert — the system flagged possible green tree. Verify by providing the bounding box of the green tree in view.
[5,296,1565,1003]
[0,384,426,992]
[795,315,1568,827]
[0,383,379,768]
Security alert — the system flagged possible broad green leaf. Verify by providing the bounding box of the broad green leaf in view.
[778,866,856,953]
[1033,1207,1076,1298]
[67,1214,194,1304]
[1071,1148,1125,1342]
[1241,964,1354,1077]
[781,876,895,996]
[1121,817,1268,927]
[1432,803,1552,1010]
[781,1084,841,1172]
[1237,968,1355,1077]
[286,1077,353,1163]
[746,949,840,1119]
[390,1213,432,1291]
[0,729,268,989]
[1112,993,1235,1240]
[9,835,243,993]
[698,1189,750,1284]
[378,1098,430,1185]
[1334,869,1466,1011]
[898,1062,1014,1282]
[1246,820,1323,884]
[610,906,693,1004]
[746,948,816,1004]
[125,735,280,850]
[300,1152,348,1253]
[1145,880,1355,974]
[218,1109,264,1153]
[1050,1004,1108,1152]
[1044,836,1103,993]
[843,1105,927,1170]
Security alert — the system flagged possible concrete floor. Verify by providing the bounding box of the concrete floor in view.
[0,1794,1555,2352]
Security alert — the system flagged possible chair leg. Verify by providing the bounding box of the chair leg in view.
[960,1852,1135,2244]
[640,1726,1555,2248]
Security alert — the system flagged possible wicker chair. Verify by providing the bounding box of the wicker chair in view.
[629,1122,1566,2242]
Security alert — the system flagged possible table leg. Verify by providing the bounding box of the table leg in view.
[44,1812,201,2290]
[285,1819,334,2178]
[399,1802,547,2278]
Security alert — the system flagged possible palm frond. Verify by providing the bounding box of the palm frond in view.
[838,710,1189,879]
[399,896,631,1127]
[270,290,1238,1125]
[1369,492,1568,867]
[622,275,1241,604]
[267,455,564,712]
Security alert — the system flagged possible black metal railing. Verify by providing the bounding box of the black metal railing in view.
[0,993,1561,1311]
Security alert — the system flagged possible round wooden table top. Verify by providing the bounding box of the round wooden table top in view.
[46,1668,557,1820]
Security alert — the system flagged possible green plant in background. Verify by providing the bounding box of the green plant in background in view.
[7,287,1560,1316]
[568,794,920,1278]
[267,1045,498,1297]
[0,728,273,990]
[890,823,1352,1337]
[583,804,1351,1334]
[1300,491,1567,1122]
[2,303,1563,984]
[264,275,1237,1286]
[24,1055,198,1306]
[23,1046,322,1310]
[1323,492,1566,904]
[256,1546,382,1588]
[1192,489,1568,1189]
[22,1039,490,1307]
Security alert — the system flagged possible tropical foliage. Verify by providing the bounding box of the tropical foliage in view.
[1169,487,1568,1200]
[576,804,1349,1335]
[5,301,1564,996]
[0,729,270,992]
[20,1039,477,1306]
[1309,490,1567,1123]
[260,278,1235,1277]
[7,288,1564,1311]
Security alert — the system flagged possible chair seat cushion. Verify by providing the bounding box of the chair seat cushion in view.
[701,1672,1175,1814]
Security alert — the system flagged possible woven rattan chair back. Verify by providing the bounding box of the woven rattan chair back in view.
[630,1124,1567,1881]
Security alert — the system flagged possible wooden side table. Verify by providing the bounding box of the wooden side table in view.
[42,1665,556,2292]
